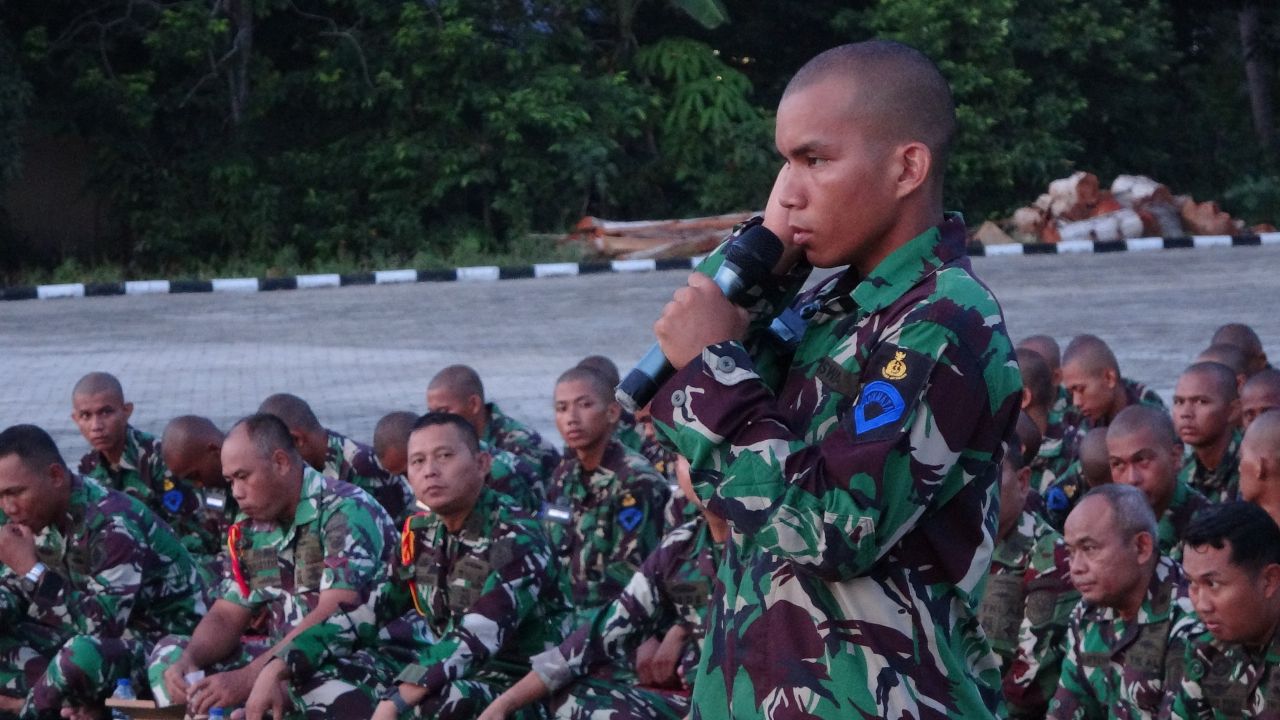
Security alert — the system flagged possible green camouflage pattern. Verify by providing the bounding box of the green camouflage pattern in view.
[1156,480,1211,563]
[1178,429,1242,504]
[1066,378,1168,434]
[485,442,546,513]
[485,403,561,479]
[1168,621,1280,719]
[649,217,1022,719]
[541,440,670,627]
[1048,556,1195,719]
[324,429,416,524]
[981,509,1080,718]
[1033,386,1080,494]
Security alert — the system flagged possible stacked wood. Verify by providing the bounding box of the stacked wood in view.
[563,211,757,260]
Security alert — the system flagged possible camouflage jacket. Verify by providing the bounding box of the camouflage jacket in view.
[650,217,1023,719]
[0,474,203,642]
[223,467,397,675]
[615,412,677,483]
[1156,480,1211,563]
[392,487,570,696]
[324,429,415,524]
[532,516,722,693]
[542,439,670,622]
[486,442,546,513]
[1033,387,1080,494]
[78,425,224,559]
[1049,556,1195,719]
[1167,623,1280,719]
[485,402,561,479]
[1042,460,1085,532]
[982,509,1080,718]
[1178,429,1242,504]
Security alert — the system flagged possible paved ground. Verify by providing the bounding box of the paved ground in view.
[2,244,1277,460]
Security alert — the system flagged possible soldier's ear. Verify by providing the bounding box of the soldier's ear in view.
[1227,397,1242,425]
[1102,368,1119,388]
[606,400,621,426]
[1133,530,1155,565]
[1016,466,1031,495]
[122,402,134,421]
[474,448,492,477]
[1260,563,1280,599]
[1020,388,1032,410]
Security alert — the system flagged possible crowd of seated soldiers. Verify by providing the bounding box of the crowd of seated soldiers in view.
[0,323,1277,719]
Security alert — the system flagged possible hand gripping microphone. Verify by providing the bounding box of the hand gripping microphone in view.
[615,220,785,413]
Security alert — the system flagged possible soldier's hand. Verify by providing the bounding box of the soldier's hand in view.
[240,660,289,720]
[634,635,662,685]
[0,523,37,575]
[161,661,194,705]
[371,700,401,720]
[654,273,749,371]
[649,624,690,688]
[189,666,255,714]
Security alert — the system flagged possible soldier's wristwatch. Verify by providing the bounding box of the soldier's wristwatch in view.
[23,562,46,586]
[382,688,413,717]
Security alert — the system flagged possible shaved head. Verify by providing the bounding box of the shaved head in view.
[1017,348,1054,409]
[1245,410,1280,462]
[1063,335,1120,376]
[72,372,124,403]
[1180,361,1239,402]
[162,415,223,450]
[1079,428,1112,488]
[555,366,615,405]
[162,415,224,487]
[1244,369,1280,429]
[577,355,621,389]
[1015,412,1041,465]
[374,411,418,458]
[1019,335,1062,373]
[784,40,956,180]
[258,393,323,433]
[429,365,485,401]
[1213,323,1268,376]
[1198,343,1247,378]
[1109,405,1178,445]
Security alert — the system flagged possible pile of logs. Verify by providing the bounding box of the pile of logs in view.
[562,211,756,260]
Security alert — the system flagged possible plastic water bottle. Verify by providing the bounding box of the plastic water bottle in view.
[209,709,226,720]
[109,678,135,719]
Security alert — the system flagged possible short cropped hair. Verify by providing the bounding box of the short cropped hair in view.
[0,424,68,474]
[1185,502,1280,576]
[1109,405,1179,446]
[1017,348,1055,408]
[577,355,621,388]
[72,371,124,402]
[374,411,418,457]
[1063,334,1120,375]
[229,413,299,461]
[1181,361,1239,401]
[258,393,323,433]
[555,366,616,405]
[411,412,481,453]
[1082,483,1159,543]
[429,365,485,401]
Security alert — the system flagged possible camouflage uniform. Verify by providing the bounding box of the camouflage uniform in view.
[1042,460,1085,532]
[532,516,720,720]
[1156,480,1211,563]
[0,474,204,718]
[1178,429,1243,504]
[1066,378,1168,434]
[324,429,416,524]
[615,413,677,484]
[542,440,670,628]
[650,216,1023,719]
[78,425,225,563]
[1167,622,1280,719]
[1048,556,1195,719]
[486,443,546,513]
[485,403,561,479]
[146,467,399,717]
[980,509,1080,718]
[1033,386,1080,494]
[389,486,570,719]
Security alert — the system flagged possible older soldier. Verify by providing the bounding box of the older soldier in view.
[980,435,1079,718]
[1168,502,1280,719]
[160,415,237,573]
[648,42,1022,718]
[1108,405,1209,562]
[260,393,415,523]
[1242,369,1280,430]
[427,365,561,479]
[0,424,203,719]
[1240,411,1280,529]
[546,367,669,628]
[1049,484,1196,719]
[1212,323,1271,377]
[1062,335,1166,432]
[1174,362,1243,502]
[367,412,569,720]
[480,456,725,720]
[147,414,398,718]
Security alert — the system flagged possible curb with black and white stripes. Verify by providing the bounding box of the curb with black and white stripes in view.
[4,232,1277,302]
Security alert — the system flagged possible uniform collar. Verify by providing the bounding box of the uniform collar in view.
[99,425,146,472]
[323,428,345,476]
[288,467,326,535]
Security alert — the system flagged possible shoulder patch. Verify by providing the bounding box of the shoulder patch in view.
[853,381,906,434]
[618,507,644,532]
[844,343,934,443]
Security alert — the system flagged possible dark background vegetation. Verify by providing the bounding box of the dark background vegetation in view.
[0,0,1277,283]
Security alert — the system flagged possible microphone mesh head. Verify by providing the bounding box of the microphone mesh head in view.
[723,226,785,284]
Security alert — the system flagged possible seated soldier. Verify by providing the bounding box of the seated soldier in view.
[1018,347,1077,494]
[374,411,418,482]
[1170,502,1280,719]
[1061,334,1166,432]
[479,454,723,720]
[0,424,204,718]
[1242,369,1280,430]
[1197,343,1248,397]
[1043,428,1108,531]
[427,365,561,479]
[1212,322,1271,378]
[544,367,670,627]
[1174,362,1243,502]
[260,393,415,523]
[1240,411,1280,529]
[576,355,677,483]
[1049,484,1196,719]
[70,373,213,558]
[1018,334,1070,427]
[1107,405,1209,561]
[366,412,569,720]
[980,434,1078,719]
[161,415,238,578]
[147,414,399,718]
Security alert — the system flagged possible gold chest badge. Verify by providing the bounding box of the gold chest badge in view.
[882,351,908,381]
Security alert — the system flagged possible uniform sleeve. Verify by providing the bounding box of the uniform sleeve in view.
[394,527,554,697]
[320,501,387,593]
[1162,638,1216,720]
[1046,614,1102,720]
[1004,546,1080,717]
[652,311,1007,582]
[26,517,145,637]
[603,475,669,595]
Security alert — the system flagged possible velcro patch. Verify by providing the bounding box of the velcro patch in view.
[845,343,932,443]
[618,507,644,532]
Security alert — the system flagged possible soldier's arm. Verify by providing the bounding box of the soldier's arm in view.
[603,475,669,593]
[180,599,254,670]
[653,311,1014,581]
[393,526,555,701]
[1045,617,1099,720]
[1161,638,1216,720]
[1004,556,1080,717]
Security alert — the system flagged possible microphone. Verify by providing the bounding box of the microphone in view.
[616,222,785,413]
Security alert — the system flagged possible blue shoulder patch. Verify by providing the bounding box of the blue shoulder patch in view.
[162,488,185,513]
[617,507,644,532]
[1045,486,1069,512]
[852,381,906,435]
